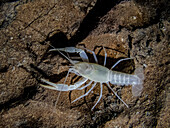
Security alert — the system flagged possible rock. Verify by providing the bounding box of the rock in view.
[0,0,169,127]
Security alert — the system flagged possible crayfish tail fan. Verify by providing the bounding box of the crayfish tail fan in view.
[132,67,144,96]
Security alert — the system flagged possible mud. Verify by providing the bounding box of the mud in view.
[0,0,169,127]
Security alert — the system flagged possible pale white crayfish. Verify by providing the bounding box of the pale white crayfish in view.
[41,46,144,110]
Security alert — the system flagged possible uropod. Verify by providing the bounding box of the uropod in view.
[41,46,144,110]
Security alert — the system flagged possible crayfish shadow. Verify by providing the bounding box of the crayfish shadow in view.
[47,71,68,83]
[69,90,100,111]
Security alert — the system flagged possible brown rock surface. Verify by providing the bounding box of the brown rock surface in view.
[0,0,169,127]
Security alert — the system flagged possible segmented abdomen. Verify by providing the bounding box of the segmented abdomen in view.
[109,71,140,86]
